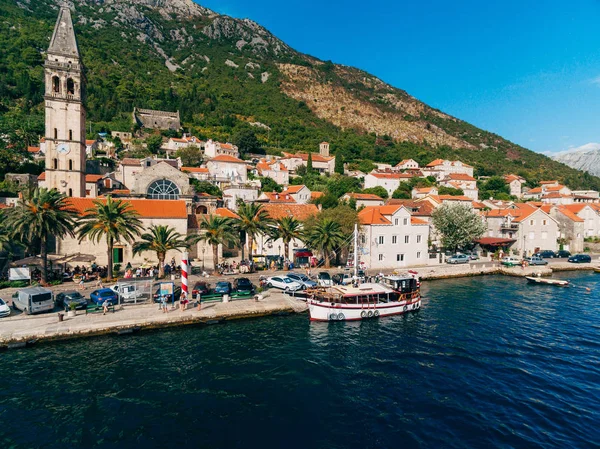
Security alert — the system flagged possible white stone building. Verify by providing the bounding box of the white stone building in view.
[422,159,474,181]
[358,205,429,269]
[254,158,289,186]
[280,142,336,175]
[206,155,248,186]
[204,140,239,159]
[504,174,525,198]
[340,193,385,208]
[395,159,420,170]
[440,173,479,200]
[364,171,413,197]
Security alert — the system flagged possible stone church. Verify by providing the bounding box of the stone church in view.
[44,7,221,269]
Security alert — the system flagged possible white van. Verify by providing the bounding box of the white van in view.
[12,287,54,315]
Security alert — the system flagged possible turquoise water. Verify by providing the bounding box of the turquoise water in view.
[1,273,599,448]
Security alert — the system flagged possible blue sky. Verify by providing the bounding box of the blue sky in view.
[199,0,600,154]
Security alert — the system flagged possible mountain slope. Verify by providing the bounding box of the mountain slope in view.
[553,145,600,177]
[1,0,599,190]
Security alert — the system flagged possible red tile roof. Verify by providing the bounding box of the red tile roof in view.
[210,155,245,164]
[369,172,414,179]
[539,180,558,185]
[85,140,96,145]
[182,167,209,173]
[556,206,584,222]
[447,173,476,181]
[282,152,334,163]
[282,185,307,194]
[261,192,296,203]
[311,191,325,200]
[38,172,46,181]
[27,146,41,153]
[358,208,391,225]
[215,208,240,219]
[411,217,428,225]
[85,174,103,183]
[65,198,188,219]
[120,158,143,166]
[261,203,319,221]
[345,193,384,201]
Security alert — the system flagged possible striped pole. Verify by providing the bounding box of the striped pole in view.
[181,253,189,297]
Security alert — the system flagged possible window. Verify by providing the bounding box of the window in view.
[53,158,58,170]
[68,188,72,197]
[361,235,366,244]
[417,235,422,244]
[530,220,534,226]
[52,76,60,93]
[397,254,404,262]
[67,78,75,95]
[378,236,384,245]
[113,248,124,264]
[394,218,399,226]
[405,235,409,244]
[378,254,384,261]
[68,159,73,171]
[403,218,408,225]
[417,252,421,259]
[542,219,547,226]
[147,179,180,200]
[69,130,73,140]
[392,236,397,244]
[54,128,57,139]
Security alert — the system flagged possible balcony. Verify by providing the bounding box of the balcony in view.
[501,223,519,231]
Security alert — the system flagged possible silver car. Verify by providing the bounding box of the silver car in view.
[266,276,302,292]
[286,273,317,289]
[0,298,11,318]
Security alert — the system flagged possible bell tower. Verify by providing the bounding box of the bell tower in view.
[44,7,86,197]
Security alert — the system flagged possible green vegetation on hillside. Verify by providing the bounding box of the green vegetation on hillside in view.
[0,0,598,191]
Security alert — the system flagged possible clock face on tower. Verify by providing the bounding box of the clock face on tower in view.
[57,143,70,155]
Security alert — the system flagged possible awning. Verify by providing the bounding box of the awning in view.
[294,251,312,258]
[474,237,516,247]
[55,253,97,265]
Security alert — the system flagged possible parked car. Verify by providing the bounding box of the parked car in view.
[55,291,88,311]
[109,284,145,301]
[192,281,211,297]
[501,257,521,267]
[467,252,479,260]
[556,250,571,258]
[286,272,317,289]
[0,298,11,318]
[12,287,54,315]
[153,284,182,303]
[215,281,233,295]
[568,254,592,263]
[534,250,556,259]
[447,254,470,264]
[266,276,302,292]
[90,288,119,306]
[317,272,332,287]
[523,256,548,266]
[234,278,255,294]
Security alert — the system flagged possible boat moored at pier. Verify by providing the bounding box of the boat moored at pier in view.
[307,275,421,321]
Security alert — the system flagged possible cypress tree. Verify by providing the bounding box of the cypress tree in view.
[307,152,313,174]
[334,152,344,174]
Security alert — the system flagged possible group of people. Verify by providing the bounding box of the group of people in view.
[122,259,183,279]
[217,260,253,275]
[157,290,191,313]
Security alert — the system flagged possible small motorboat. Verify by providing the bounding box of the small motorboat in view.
[525,276,569,287]
[594,268,600,273]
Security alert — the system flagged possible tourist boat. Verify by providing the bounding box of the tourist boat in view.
[306,275,421,321]
[525,276,569,287]
[594,268,600,274]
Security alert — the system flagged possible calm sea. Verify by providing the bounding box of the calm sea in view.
[1,273,599,449]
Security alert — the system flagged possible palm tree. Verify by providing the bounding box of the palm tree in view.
[232,203,273,260]
[77,196,143,280]
[304,218,347,268]
[196,215,238,271]
[132,225,191,278]
[3,188,78,284]
[268,216,303,260]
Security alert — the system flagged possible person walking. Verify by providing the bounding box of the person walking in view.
[79,275,85,290]
[179,290,188,312]
[102,299,109,315]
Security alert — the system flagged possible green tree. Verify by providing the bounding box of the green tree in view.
[362,186,389,199]
[334,152,344,175]
[304,218,347,268]
[132,225,191,278]
[306,152,313,174]
[233,128,262,156]
[432,203,487,252]
[392,189,411,199]
[145,134,164,154]
[4,188,78,284]
[190,179,223,197]
[197,215,238,271]
[259,177,283,193]
[233,203,273,260]
[438,186,464,196]
[312,193,339,209]
[268,216,303,259]
[77,196,144,280]
[176,146,203,167]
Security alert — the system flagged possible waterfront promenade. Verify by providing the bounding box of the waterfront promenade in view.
[0,292,307,348]
[0,258,597,349]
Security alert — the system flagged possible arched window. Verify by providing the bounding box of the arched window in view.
[147,180,180,200]
[52,76,60,93]
[54,128,58,139]
[68,188,73,197]
[53,158,58,170]
[68,159,73,171]
[67,78,75,95]
[69,130,73,140]
[196,205,208,214]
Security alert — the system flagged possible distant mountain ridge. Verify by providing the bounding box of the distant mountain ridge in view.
[1,0,600,190]
[553,145,600,177]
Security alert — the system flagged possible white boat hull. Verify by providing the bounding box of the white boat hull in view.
[308,298,421,322]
